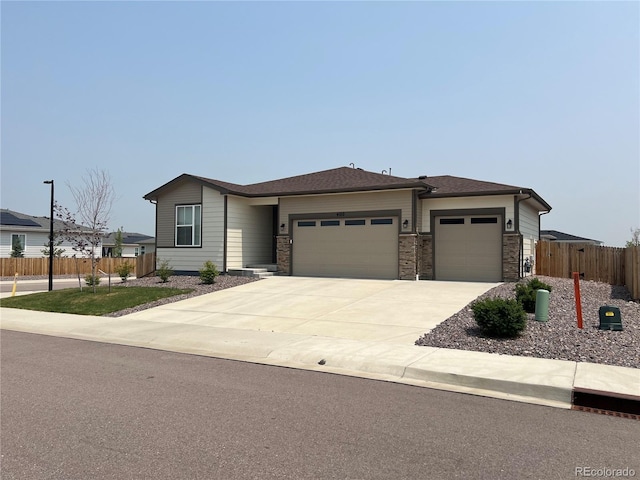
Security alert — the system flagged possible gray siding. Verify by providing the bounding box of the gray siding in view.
[156,181,202,248]
[156,185,225,272]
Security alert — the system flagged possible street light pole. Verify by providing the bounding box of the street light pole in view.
[43,180,54,291]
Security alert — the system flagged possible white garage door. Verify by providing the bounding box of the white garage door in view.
[292,217,398,279]
[435,215,502,282]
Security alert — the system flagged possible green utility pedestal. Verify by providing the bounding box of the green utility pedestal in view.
[535,289,550,322]
[598,306,623,331]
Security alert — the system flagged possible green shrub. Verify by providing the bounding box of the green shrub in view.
[515,278,553,313]
[156,259,173,283]
[85,274,101,286]
[115,261,133,282]
[471,297,527,338]
[199,261,219,285]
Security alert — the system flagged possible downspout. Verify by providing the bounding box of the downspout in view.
[147,199,158,256]
[538,210,551,275]
[223,195,228,273]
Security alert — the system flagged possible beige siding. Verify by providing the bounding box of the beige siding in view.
[226,196,273,269]
[280,190,413,234]
[156,186,225,272]
[519,200,540,266]
[156,180,203,247]
[421,195,514,232]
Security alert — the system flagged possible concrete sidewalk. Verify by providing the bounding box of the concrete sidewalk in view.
[1,276,638,409]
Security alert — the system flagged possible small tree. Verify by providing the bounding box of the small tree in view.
[157,259,173,283]
[113,227,124,257]
[626,228,640,248]
[41,233,66,258]
[115,261,133,282]
[199,260,219,284]
[55,168,116,293]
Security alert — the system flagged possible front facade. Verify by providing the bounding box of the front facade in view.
[144,167,551,282]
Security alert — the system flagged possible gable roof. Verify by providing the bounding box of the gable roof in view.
[144,167,433,200]
[540,230,602,244]
[143,166,551,211]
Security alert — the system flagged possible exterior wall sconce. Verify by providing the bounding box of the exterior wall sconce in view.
[280,223,286,232]
[506,219,513,230]
[402,219,409,229]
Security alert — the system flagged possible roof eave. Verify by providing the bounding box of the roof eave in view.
[420,188,552,212]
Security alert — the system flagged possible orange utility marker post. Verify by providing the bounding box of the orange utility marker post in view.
[573,272,583,329]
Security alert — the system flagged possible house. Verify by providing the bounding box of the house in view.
[540,230,603,246]
[0,209,102,258]
[143,166,552,282]
[102,232,156,258]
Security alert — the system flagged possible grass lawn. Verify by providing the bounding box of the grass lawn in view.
[0,286,193,316]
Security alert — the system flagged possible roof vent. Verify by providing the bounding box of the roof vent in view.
[418,175,427,180]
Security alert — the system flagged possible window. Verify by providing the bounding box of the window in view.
[297,221,316,227]
[321,220,340,226]
[11,234,25,254]
[345,219,365,226]
[440,218,464,225]
[371,218,393,225]
[470,217,498,224]
[176,205,201,246]
[134,247,139,257]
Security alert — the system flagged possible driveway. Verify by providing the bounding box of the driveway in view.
[122,276,498,345]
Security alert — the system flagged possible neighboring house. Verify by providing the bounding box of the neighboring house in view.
[102,232,156,257]
[143,166,552,282]
[540,230,603,246]
[0,209,102,258]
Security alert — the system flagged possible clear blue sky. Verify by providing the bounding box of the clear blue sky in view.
[2,1,638,246]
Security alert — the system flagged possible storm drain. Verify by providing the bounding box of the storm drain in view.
[572,388,640,420]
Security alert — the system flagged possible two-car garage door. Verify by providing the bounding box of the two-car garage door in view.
[434,215,502,282]
[292,217,398,279]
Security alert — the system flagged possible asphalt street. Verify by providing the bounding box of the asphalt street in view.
[2,331,638,480]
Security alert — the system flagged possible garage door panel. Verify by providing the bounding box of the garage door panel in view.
[292,217,398,279]
[435,216,502,282]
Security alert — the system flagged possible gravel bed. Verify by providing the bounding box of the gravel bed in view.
[415,276,640,369]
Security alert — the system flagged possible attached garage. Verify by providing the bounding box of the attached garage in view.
[434,215,502,282]
[292,216,399,279]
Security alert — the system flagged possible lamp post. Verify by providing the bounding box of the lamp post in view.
[43,180,54,291]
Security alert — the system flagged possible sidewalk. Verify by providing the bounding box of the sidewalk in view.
[1,277,638,410]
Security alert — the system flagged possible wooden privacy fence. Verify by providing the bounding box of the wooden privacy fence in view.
[535,241,640,300]
[1,256,143,277]
[136,252,156,278]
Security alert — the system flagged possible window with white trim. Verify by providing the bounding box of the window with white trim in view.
[11,234,26,255]
[175,205,201,246]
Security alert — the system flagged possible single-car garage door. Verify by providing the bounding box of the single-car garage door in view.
[292,217,398,279]
[435,215,502,282]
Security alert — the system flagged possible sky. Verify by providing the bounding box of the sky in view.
[1,1,638,247]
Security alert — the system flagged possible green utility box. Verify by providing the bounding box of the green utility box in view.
[598,306,623,331]
[535,289,550,322]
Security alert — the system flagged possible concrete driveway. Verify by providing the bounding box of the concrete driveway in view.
[122,276,498,345]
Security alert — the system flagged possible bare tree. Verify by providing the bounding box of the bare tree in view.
[55,168,116,292]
